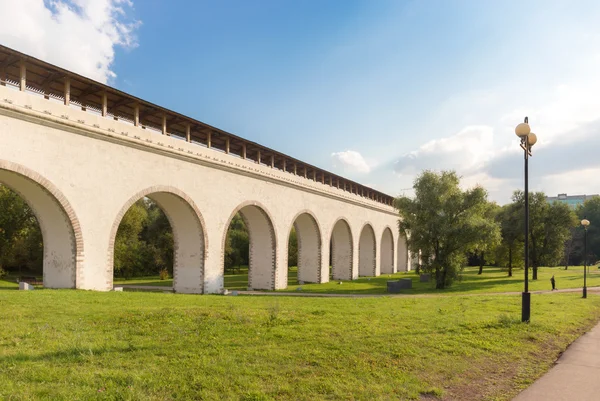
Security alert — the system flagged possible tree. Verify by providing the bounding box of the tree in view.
[473,201,501,274]
[496,203,523,276]
[562,226,580,269]
[513,191,577,279]
[577,197,600,266]
[114,200,148,278]
[142,200,174,275]
[395,170,500,289]
[288,227,298,267]
[0,185,43,275]
[224,213,249,272]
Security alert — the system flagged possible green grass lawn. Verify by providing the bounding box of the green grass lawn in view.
[283,265,600,295]
[113,266,291,291]
[1,290,599,400]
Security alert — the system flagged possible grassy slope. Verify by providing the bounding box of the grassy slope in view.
[0,290,600,400]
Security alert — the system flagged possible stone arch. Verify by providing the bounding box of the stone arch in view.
[0,161,82,288]
[108,186,207,293]
[289,210,322,284]
[380,226,395,274]
[397,233,409,272]
[358,223,377,277]
[330,217,353,280]
[222,201,277,290]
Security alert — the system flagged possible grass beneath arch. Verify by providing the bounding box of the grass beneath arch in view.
[105,264,600,295]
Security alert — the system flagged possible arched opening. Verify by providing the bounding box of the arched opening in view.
[380,227,394,274]
[0,165,80,288]
[290,212,322,284]
[397,234,409,272]
[359,224,376,277]
[330,219,353,280]
[110,190,205,293]
[224,203,276,291]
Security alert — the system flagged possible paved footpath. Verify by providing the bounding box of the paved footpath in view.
[513,320,600,401]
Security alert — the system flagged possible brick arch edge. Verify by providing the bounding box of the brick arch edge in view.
[106,185,208,291]
[0,160,84,287]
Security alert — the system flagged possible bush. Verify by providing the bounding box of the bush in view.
[159,268,169,281]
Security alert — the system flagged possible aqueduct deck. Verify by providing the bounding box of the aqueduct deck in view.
[0,45,409,293]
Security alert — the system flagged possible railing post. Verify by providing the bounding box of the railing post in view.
[207,131,211,148]
[225,137,230,154]
[102,91,107,116]
[19,60,26,92]
[64,77,70,106]
[186,124,191,142]
[43,80,50,99]
[242,143,246,159]
[134,103,140,126]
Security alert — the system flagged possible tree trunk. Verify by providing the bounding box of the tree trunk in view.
[532,265,538,280]
[508,247,513,277]
[478,251,484,275]
[435,266,445,289]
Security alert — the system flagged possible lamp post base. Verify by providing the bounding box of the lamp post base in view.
[583,287,587,299]
[522,292,531,322]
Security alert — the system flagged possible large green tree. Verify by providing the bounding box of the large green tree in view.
[288,227,298,267]
[224,213,249,272]
[114,200,150,278]
[496,202,524,276]
[395,170,499,289]
[576,197,600,265]
[0,185,43,276]
[473,202,501,275]
[512,191,577,279]
[114,198,175,278]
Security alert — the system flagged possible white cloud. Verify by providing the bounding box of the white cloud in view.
[538,168,600,198]
[331,150,371,173]
[394,125,495,176]
[0,0,140,83]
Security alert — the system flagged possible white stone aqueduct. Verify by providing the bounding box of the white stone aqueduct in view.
[0,47,410,293]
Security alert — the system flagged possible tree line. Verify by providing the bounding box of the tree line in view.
[395,170,597,289]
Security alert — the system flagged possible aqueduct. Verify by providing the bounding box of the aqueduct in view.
[0,45,410,293]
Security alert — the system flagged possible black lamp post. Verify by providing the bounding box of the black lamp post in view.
[515,117,538,323]
[582,218,590,298]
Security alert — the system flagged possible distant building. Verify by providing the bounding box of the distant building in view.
[546,193,599,209]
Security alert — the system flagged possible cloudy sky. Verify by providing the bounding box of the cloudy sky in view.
[1,0,599,204]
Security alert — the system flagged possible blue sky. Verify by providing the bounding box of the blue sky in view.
[2,0,600,203]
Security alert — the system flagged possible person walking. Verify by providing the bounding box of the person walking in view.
[550,275,556,291]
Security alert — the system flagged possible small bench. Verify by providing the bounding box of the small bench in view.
[387,278,412,293]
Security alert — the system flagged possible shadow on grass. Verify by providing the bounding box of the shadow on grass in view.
[1,345,152,364]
